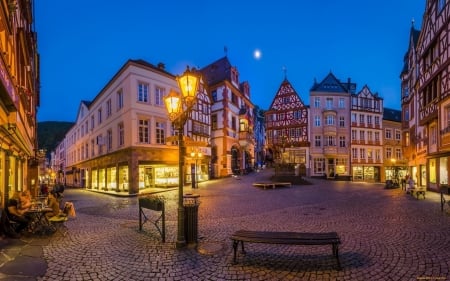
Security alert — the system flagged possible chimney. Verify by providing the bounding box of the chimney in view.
[157,62,165,70]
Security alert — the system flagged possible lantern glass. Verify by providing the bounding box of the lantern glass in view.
[164,90,182,121]
[177,67,199,105]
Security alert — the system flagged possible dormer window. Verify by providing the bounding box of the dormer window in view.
[231,67,239,84]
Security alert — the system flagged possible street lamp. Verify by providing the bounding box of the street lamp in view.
[164,66,200,248]
[190,150,203,189]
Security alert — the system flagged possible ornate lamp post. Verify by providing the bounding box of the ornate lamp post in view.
[164,66,200,248]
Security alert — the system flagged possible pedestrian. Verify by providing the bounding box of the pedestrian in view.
[407,177,415,193]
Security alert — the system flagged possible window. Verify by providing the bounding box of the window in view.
[339,136,346,147]
[359,148,366,160]
[352,148,358,159]
[326,115,335,125]
[85,121,88,134]
[385,129,392,139]
[338,98,345,108]
[326,98,333,109]
[107,129,113,151]
[359,114,365,124]
[352,130,357,140]
[313,158,325,174]
[315,135,321,147]
[360,131,365,141]
[375,150,381,161]
[138,119,149,143]
[98,108,102,124]
[367,115,372,125]
[396,148,401,159]
[351,113,357,123]
[339,116,345,127]
[368,131,373,141]
[446,107,450,128]
[314,97,320,108]
[231,116,237,131]
[395,130,401,140]
[155,86,164,106]
[117,89,124,110]
[138,83,149,103]
[430,125,437,145]
[212,90,217,102]
[375,132,380,142]
[386,147,392,159]
[326,136,335,146]
[231,93,238,105]
[91,116,95,130]
[375,116,380,126]
[314,116,321,127]
[118,123,124,146]
[211,114,217,130]
[367,149,373,160]
[91,139,95,157]
[156,122,165,144]
[106,99,112,117]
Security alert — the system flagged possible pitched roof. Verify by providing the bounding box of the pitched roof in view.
[310,72,356,94]
[200,56,232,86]
[383,108,401,122]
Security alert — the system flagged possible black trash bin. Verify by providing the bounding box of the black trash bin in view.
[183,194,200,244]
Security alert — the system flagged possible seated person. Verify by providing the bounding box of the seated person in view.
[46,191,63,218]
[19,190,32,211]
[6,195,30,234]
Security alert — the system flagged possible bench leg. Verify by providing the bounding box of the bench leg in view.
[232,240,238,263]
[333,244,342,270]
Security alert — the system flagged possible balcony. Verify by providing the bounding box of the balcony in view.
[419,100,438,125]
[239,131,254,147]
[323,125,337,135]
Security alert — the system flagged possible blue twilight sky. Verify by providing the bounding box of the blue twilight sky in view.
[35,1,424,122]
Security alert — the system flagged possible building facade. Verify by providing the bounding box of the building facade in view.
[58,60,211,195]
[200,56,255,177]
[401,0,450,191]
[382,108,406,184]
[0,0,40,205]
[265,78,309,174]
[309,73,353,178]
[350,86,384,182]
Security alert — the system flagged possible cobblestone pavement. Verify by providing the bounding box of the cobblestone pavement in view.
[2,168,450,280]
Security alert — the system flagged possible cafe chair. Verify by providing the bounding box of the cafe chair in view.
[48,214,69,237]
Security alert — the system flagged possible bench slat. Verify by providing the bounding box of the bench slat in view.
[230,230,342,270]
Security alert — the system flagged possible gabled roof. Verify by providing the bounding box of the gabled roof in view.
[310,72,356,94]
[401,25,421,75]
[383,108,401,122]
[267,78,306,111]
[200,56,232,86]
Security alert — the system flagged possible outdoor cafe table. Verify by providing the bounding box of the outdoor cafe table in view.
[25,207,53,234]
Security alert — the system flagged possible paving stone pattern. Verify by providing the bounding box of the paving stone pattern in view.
[3,169,450,280]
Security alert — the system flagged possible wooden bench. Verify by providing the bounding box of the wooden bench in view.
[230,230,342,270]
[410,187,426,199]
[252,182,292,189]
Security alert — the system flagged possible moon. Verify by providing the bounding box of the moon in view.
[253,49,262,60]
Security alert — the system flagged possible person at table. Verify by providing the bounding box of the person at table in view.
[19,190,32,211]
[46,191,63,218]
[6,195,30,234]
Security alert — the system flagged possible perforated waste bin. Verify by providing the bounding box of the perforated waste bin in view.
[183,194,200,244]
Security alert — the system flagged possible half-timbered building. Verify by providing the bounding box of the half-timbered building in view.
[265,79,309,175]
[413,0,450,191]
[309,73,353,178]
[400,23,424,187]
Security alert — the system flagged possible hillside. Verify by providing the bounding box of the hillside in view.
[38,121,74,153]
